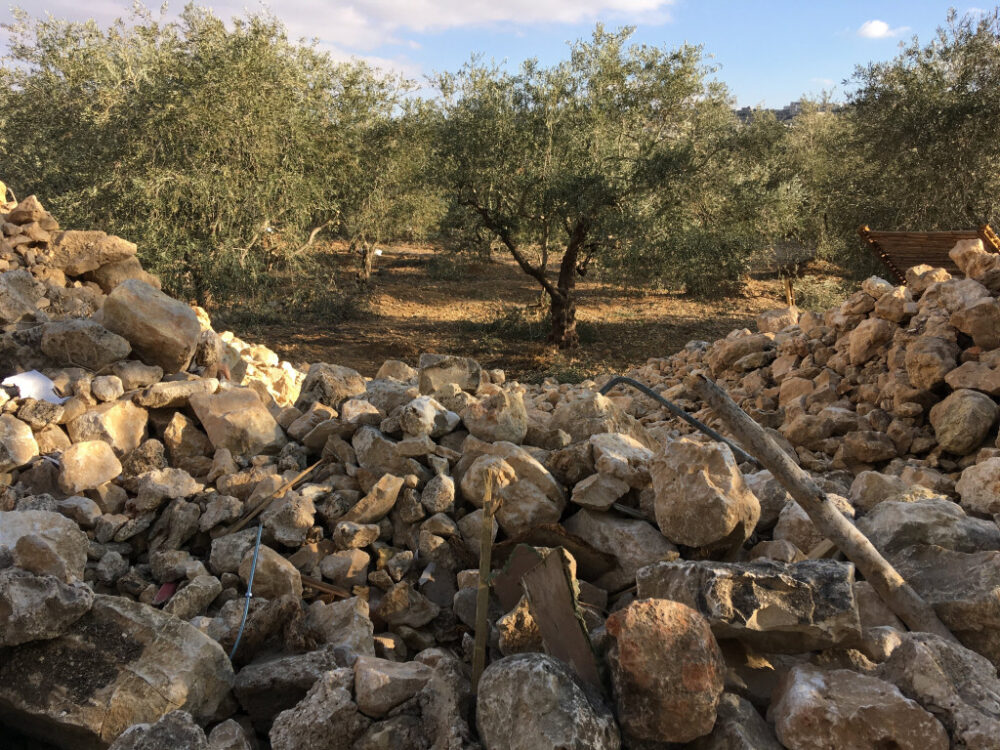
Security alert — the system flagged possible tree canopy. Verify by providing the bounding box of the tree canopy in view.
[4,5,1000,343]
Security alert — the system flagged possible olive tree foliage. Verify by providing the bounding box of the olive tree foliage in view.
[0,4,433,303]
[329,68,444,282]
[625,109,809,295]
[846,8,1000,234]
[435,27,745,348]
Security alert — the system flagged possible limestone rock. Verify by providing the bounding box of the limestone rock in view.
[758,306,799,333]
[342,473,404,524]
[269,669,370,750]
[549,391,657,449]
[770,665,948,750]
[91,375,125,402]
[86,256,161,295]
[773,494,853,555]
[420,473,456,514]
[295,363,367,409]
[888,544,1000,666]
[320,549,370,589]
[135,379,218,409]
[59,440,122,495]
[651,437,760,548]
[951,297,1000,349]
[0,567,94,647]
[476,653,620,750]
[563,509,677,592]
[590,432,653,488]
[878,632,1000,750]
[905,336,959,390]
[261,492,315,547]
[460,384,528,444]
[375,581,439,628]
[929,389,998,455]
[302,597,375,660]
[239,545,302,601]
[570,472,630,511]
[636,559,861,652]
[0,414,38,471]
[163,575,222,621]
[207,719,252,750]
[744,469,793,529]
[857,498,1000,555]
[0,595,233,749]
[108,710,209,750]
[189,387,286,456]
[67,400,148,456]
[40,319,131,371]
[418,353,485,394]
[945,360,1000,396]
[234,646,347,727]
[353,655,433,718]
[352,426,422,478]
[0,510,89,582]
[48,230,137,276]
[956,457,1000,515]
[689,692,782,750]
[495,479,562,536]
[606,598,724,743]
[376,359,417,382]
[875,286,917,322]
[848,470,908,513]
[399,395,459,438]
[101,279,201,373]
[163,411,214,465]
[848,317,895,365]
[132,467,203,513]
[459,454,517,506]
[0,269,44,324]
[112,360,163,391]
[6,195,46,224]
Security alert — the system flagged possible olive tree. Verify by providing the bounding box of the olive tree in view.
[0,4,439,302]
[847,8,1000,233]
[328,68,444,281]
[435,26,737,348]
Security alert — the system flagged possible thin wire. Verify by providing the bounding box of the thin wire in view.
[229,521,264,661]
[599,375,759,467]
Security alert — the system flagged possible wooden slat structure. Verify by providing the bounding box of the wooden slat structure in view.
[859,224,1000,283]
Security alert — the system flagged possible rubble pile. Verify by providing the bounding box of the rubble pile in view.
[1,193,1000,750]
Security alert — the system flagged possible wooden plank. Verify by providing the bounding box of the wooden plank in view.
[861,224,1000,283]
[472,471,499,694]
[493,544,545,611]
[521,547,603,688]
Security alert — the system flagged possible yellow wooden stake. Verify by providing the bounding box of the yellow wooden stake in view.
[471,470,496,694]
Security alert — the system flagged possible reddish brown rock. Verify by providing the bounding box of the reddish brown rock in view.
[605,598,725,744]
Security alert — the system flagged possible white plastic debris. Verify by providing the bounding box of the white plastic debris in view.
[1,370,67,404]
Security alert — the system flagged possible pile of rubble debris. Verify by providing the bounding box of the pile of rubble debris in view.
[2,192,1000,750]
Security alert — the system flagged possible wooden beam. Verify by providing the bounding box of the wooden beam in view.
[686,372,958,643]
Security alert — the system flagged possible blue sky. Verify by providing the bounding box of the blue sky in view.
[3,1,989,106]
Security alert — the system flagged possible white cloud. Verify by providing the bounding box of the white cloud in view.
[810,77,834,86]
[5,1,676,84]
[8,1,675,51]
[857,19,909,39]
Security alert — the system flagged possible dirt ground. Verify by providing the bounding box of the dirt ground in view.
[224,244,844,383]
